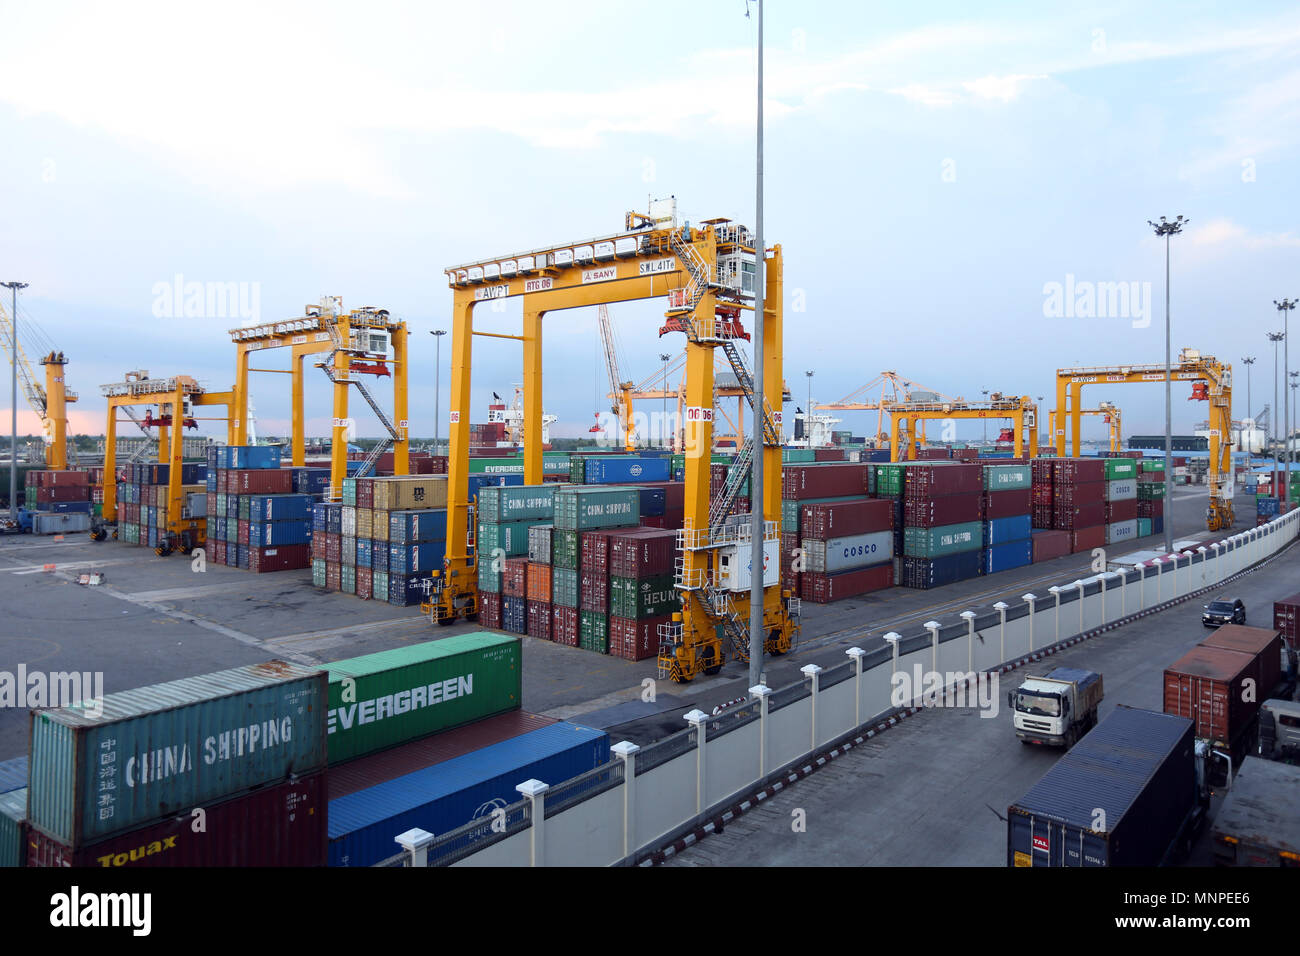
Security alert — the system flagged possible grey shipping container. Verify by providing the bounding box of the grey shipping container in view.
[1007,706,1197,867]
[1210,757,1300,866]
[0,789,25,867]
[1104,479,1137,501]
[477,485,556,523]
[32,512,92,535]
[802,530,894,573]
[27,660,328,849]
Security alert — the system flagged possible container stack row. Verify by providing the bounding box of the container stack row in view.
[113,461,207,548]
[1135,458,1165,537]
[204,445,317,571]
[23,468,96,534]
[1029,457,1141,551]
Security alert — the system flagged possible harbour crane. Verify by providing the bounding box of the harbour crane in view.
[818,371,956,447]
[0,300,79,469]
[1047,401,1122,454]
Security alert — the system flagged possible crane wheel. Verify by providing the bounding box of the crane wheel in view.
[90,528,107,542]
[465,612,480,623]
[436,615,455,627]
[701,645,723,677]
[110,529,118,540]
[155,543,173,557]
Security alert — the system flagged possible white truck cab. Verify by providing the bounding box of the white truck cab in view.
[1009,667,1104,747]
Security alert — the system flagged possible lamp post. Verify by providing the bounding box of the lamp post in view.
[805,370,814,435]
[1269,331,1284,493]
[1277,299,1297,503]
[659,353,671,448]
[1292,373,1299,475]
[747,0,766,689]
[1242,356,1256,455]
[1148,215,1187,553]
[981,388,989,443]
[1,281,28,521]
[429,330,446,455]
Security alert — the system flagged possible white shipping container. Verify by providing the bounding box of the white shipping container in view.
[1105,478,1137,501]
[803,530,894,573]
[32,512,92,535]
[341,506,356,537]
[716,538,780,591]
[1106,519,1139,544]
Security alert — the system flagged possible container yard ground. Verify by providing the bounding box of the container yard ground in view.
[0,486,1258,761]
[662,531,1300,868]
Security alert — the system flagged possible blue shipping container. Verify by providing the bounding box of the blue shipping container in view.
[327,722,610,867]
[236,544,249,569]
[248,494,314,523]
[467,473,526,500]
[295,468,332,496]
[900,551,982,589]
[389,509,448,544]
[584,457,671,484]
[248,520,312,547]
[0,756,28,794]
[356,538,372,569]
[371,540,389,573]
[983,514,1032,547]
[388,573,437,606]
[984,539,1034,575]
[636,487,666,517]
[326,504,343,534]
[206,471,218,492]
[42,501,92,514]
[388,541,446,576]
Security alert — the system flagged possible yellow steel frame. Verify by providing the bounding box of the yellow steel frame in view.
[887,398,1038,461]
[434,220,791,682]
[1047,405,1122,454]
[231,308,409,497]
[40,353,77,470]
[1053,352,1233,530]
[102,378,234,546]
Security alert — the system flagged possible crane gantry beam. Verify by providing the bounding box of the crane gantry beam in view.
[886,395,1039,461]
[1047,402,1122,455]
[818,371,957,446]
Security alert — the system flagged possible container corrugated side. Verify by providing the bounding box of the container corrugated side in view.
[0,756,28,794]
[325,633,521,763]
[802,531,893,573]
[0,789,25,868]
[477,485,555,523]
[27,770,327,867]
[28,660,328,849]
[327,722,610,867]
[902,521,982,558]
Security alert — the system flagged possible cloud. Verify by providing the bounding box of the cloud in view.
[1189,218,1300,249]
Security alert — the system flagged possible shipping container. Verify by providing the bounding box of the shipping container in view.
[28,770,327,867]
[388,573,436,607]
[983,514,1032,546]
[1104,499,1138,523]
[1105,519,1139,544]
[247,494,314,523]
[553,487,640,531]
[389,541,446,576]
[1052,458,1105,484]
[248,544,311,573]
[781,495,857,533]
[552,606,580,646]
[984,539,1034,575]
[609,574,680,619]
[902,521,982,558]
[781,463,870,500]
[609,615,670,661]
[1054,500,1105,530]
[798,498,891,539]
[607,528,678,578]
[476,519,538,557]
[579,610,609,653]
[1274,593,1300,651]
[551,567,579,607]
[1199,624,1285,702]
[27,661,328,848]
[0,789,26,868]
[476,485,556,523]
[903,462,982,499]
[1210,757,1300,866]
[800,563,892,603]
[479,592,502,629]
[1070,525,1106,554]
[528,524,554,564]
[1031,530,1071,563]
[228,469,294,495]
[1103,458,1138,481]
[584,457,671,484]
[552,528,580,569]
[371,476,449,512]
[0,756,28,794]
[983,488,1032,520]
[982,463,1032,490]
[1006,707,1196,867]
[902,494,981,528]
[327,722,611,866]
[1104,479,1137,502]
[802,531,893,573]
[324,634,522,764]
[527,601,553,640]
[1163,645,1261,759]
[898,551,982,589]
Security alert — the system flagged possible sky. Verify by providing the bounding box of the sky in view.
[1,0,1298,445]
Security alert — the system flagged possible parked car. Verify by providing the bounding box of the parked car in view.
[1202,597,1246,627]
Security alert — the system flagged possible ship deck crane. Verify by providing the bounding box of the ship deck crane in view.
[1054,349,1233,530]
[431,200,796,682]
[230,297,409,498]
[0,301,80,469]
[886,394,1039,461]
[1047,401,1122,454]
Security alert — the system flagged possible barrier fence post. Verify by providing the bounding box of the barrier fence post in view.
[993,602,1009,664]
[1048,586,1062,644]
[846,647,866,726]
[801,664,823,749]
[515,779,549,867]
[1074,579,1085,632]
[925,620,940,673]
[611,741,639,860]
[684,710,708,815]
[1115,568,1127,616]
[394,828,434,868]
[750,684,771,778]
[1022,594,1037,652]
[960,610,976,673]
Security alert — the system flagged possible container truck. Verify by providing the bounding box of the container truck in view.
[1258,698,1300,762]
[1007,706,1222,867]
[1008,667,1103,747]
[1210,757,1300,866]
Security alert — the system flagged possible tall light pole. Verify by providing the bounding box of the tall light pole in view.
[1269,331,1284,495]
[1,281,28,521]
[1276,299,1297,504]
[747,0,766,690]
[1241,356,1256,454]
[981,388,989,443]
[1148,215,1187,552]
[430,330,446,455]
[659,353,671,448]
[1292,374,1299,476]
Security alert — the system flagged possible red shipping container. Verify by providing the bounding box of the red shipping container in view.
[1054,501,1105,529]
[1032,459,1055,484]
[209,540,225,566]
[1163,644,1260,758]
[356,567,373,600]
[480,592,502,629]
[1136,499,1164,518]
[639,515,668,528]
[326,562,341,590]
[237,519,250,545]
[1053,458,1105,483]
[502,558,528,597]
[248,544,311,573]
[580,529,615,574]
[800,563,892,603]
[1104,498,1138,523]
[206,492,217,518]
[27,769,328,868]
[356,478,374,509]
[902,494,981,528]
[1032,503,1055,529]
[552,606,579,647]
[580,569,608,613]
[33,485,87,503]
[527,600,552,639]
[35,470,90,487]
[781,463,871,500]
[228,469,294,494]
[325,532,341,562]
[526,563,552,602]
[1031,530,1071,562]
[608,528,678,578]
[311,534,327,560]
[800,499,893,539]
[1273,593,1300,651]
[1069,525,1106,553]
[1053,481,1105,506]
[609,615,671,661]
[983,488,1032,520]
[903,462,982,499]
[813,448,847,461]
[914,448,952,460]
[1200,624,1283,700]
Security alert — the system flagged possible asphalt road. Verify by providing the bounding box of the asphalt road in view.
[662,532,1299,866]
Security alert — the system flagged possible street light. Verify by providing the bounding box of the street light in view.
[981,388,989,443]
[1276,299,1297,504]
[805,370,814,441]
[748,0,767,690]
[429,330,446,455]
[1269,331,1284,491]
[659,353,672,449]
[1241,356,1256,454]
[1148,214,1187,552]
[1,281,28,521]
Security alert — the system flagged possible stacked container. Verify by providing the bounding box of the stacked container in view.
[1136,458,1165,537]
[981,462,1033,574]
[205,445,285,570]
[1101,458,1139,545]
[798,499,894,603]
[114,460,208,551]
[898,462,983,589]
[606,528,679,658]
[780,463,870,596]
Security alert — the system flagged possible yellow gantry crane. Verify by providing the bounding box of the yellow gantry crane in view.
[818,371,955,447]
[0,301,79,469]
[1047,401,1122,454]
[95,372,235,552]
[229,297,409,498]
[887,393,1039,461]
[431,200,796,681]
[1054,349,1233,530]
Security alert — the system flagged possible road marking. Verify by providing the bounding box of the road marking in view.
[264,616,427,648]
[126,582,254,602]
[8,559,131,575]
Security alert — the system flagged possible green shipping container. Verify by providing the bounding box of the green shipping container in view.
[477,485,556,523]
[1103,458,1137,480]
[312,559,327,588]
[324,632,521,763]
[874,463,917,497]
[468,457,526,475]
[1137,481,1166,500]
[569,457,586,483]
[610,574,680,618]
[982,464,1031,490]
[341,564,356,595]
[1138,517,1153,537]
[476,519,540,557]
[902,520,983,558]
[238,496,251,520]
[552,567,579,607]
[782,448,816,463]
[0,790,24,868]
[1141,459,1166,472]
[342,477,357,507]
[579,611,608,654]
[552,529,580,569]
[373,571,388,599]
[476,554,502,593]
[554,487,640,531]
